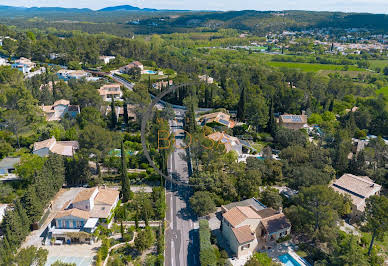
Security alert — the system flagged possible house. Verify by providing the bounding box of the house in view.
[33,136,79,157]
[11,57,36,74]
[330,174,382,217]
[279,113,308,130]
[0,157,20,175]
[98,83,123,101]
[103,104,137,122]
[0,58,8,66]
[119,61,144,73]
[57,69,89,80]
[198,74,214,84]
[207,132,242,156]
[50,186,120,244]
[221,198,291,258]
[198,112,235,128]
[99,55,116,64]
[153,80,173,90]
[40,99,80,121]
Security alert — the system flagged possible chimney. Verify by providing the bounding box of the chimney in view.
[279,207,283,213]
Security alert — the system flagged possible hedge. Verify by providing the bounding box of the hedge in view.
[199,220,217,266]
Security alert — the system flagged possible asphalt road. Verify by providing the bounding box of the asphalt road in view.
[165,110,199,266]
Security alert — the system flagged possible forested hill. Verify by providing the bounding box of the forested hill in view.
[0,6,387,35]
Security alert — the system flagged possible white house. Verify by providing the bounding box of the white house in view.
[57,69,89,80]
[11,57,36,74]
[99,56,116,64]
[98,83,123,101]
[50,186,120,244]
[119,61,144,73]
[198,74,214,84]
[40,99,80,121]
[33,136,79,157]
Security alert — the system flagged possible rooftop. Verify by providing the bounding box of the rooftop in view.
[0,157,20,169]
[232,225,255,244]
[222,198,266,212]
[223,206,261,228]
[73,187,98,203]
[55,208,90,220]
[261,213,291,234]
[280,114,307,124]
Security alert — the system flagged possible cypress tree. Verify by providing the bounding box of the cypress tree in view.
[110,97,117,130]
[268,98,277,137]
[237,86,246,121]
[121,141,131,202]
[123,102,129,130]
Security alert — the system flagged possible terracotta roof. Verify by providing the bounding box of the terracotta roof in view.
[261,213,291,234]
[41,105,55,113]
[73,187,98,203]
[330,174,382,211]
[33,137,56,151]
[55,208,90,220]
[207,132,240,152]
[54,99,70,106]
[222,206,261,227]
[257,208,278,219]
[232,225,255,244]
[198,112,234,128]
[94,188,119,205]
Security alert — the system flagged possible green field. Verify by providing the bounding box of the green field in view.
[267,61,364,72]
[367,60,388,70]
[376,86,388,98]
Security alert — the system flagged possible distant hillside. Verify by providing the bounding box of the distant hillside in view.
[98,5,157,12]
[0,5,92,12]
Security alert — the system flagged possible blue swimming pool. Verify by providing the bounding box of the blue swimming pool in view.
[278,253,302,266]
[143,70,157,74]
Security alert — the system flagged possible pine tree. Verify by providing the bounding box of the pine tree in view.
[237,86,246,121]
[120,221,124,240]
[21,186,43,223]
[110,97,117,130]
[51,77,57,101]
[121,141,131,202]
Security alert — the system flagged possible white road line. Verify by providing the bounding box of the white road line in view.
[171,240,175,266]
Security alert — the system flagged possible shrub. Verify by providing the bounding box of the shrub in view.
[199,220,217,266]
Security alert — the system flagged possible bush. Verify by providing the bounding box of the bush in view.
[199,220,217,266]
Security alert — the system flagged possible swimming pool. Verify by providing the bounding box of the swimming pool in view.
[143,70,157,74]
[278,253,301,266]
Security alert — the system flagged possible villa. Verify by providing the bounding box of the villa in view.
[279,113,308,130]
[207,132,242,156]
[57,69,89,80]
[49,186,120,244]
[11,57,36,74]
[198,112,235,128]
[99,55,116,64]
[40,99,80,121]
[221,198,291,259]
[98,83,123,101]
[198,74,214,84]
[0,157,20,176]
[329,173,381,218]
[33,136,79,157]
[119,61,144,73]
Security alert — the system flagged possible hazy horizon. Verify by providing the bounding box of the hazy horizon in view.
[1,0,388,14]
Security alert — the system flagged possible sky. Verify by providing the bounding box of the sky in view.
[1,0,388,14]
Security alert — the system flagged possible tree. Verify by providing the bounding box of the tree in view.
[190,191,216,217]
[51,261,76,266]
[245,252,277,266]
[3,110,28,148]
[123,103,129,130]
[383,66,388,76]
[364,195,388,256]
[199,220,217,266]
[134,227,155,252]
[237,86,246,121]
[260,187,282,210]
[285,185,345,242]
[120,141,132,202]
[15,246,48,266]
[110,97,117,130]
[267,98,277,137]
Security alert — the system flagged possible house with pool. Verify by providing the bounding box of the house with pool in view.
[48,186,119,245]
[221,198,291,259]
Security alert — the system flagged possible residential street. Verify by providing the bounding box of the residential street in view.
[165,110,199,266]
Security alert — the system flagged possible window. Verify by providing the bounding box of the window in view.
[241,244,250,250]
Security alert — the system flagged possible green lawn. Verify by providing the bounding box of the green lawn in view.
[376,86,388,98]
[267,61,364,72]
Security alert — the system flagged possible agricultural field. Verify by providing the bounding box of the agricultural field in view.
[367,60,388,71]
[267,61,364,72]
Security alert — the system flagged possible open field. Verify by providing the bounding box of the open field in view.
[376,86,388,98]
[317,70,372,77]
[367,60,388,70]
[267,61,364,72]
